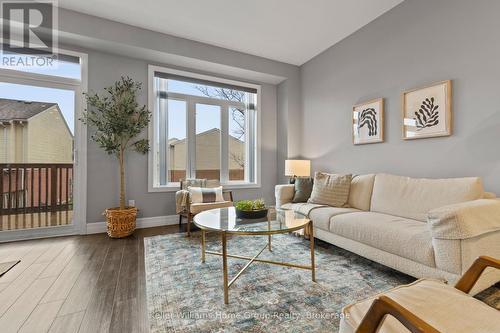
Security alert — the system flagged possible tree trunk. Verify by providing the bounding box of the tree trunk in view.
[119,149,126,210]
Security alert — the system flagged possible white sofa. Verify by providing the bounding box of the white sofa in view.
[275,173,500,293]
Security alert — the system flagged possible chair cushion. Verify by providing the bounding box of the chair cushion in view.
[340,279,500,333]
[308,172,352,207]
[188,186,224,203]
[370,174,484,221]
[348,174,375,211]
[190,201,233,214]
[331,212,435,267]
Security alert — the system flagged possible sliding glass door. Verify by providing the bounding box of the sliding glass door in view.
[0,51,87,241]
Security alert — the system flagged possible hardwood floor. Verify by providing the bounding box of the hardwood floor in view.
[0,224,185,333]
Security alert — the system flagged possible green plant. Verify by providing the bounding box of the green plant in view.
[81,76,151,210]
[235,198,266,211]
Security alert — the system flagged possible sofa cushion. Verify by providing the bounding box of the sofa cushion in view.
[308,172,352,207]
[281,203,358,231]
[308,207,359,231]
[281,202,325,216]
[340,279,500,333]
[331,212,435,267]
[348,174,375,211]
[370,174,484,221]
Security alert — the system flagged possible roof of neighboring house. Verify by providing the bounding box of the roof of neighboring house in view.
[0,98,57,121]
[168,128,244,146]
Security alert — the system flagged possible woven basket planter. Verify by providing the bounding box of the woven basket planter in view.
[104,206,138,238]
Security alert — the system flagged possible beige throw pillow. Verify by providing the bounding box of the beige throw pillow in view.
[188,186,224,203]
[308,172,352,207]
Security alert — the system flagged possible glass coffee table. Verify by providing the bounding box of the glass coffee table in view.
[193,207,315,304]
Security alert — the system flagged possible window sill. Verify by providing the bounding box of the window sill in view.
[148,182,261,193]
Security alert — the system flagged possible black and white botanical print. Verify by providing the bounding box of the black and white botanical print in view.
[358,108,378,136]
[414,97,439,130]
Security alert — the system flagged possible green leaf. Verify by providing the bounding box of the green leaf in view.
[81,76,151,156]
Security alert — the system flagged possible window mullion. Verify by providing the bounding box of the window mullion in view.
[220,105,229,184]
[187,100,196,179]
[247,93,257,183]
[244,107,251,183]
[158,79,167,185]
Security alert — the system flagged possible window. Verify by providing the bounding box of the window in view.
[0,53,82,79]
[149,66,260,189]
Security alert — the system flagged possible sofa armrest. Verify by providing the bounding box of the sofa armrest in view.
[275,184,295,208]
[428,199,500,240]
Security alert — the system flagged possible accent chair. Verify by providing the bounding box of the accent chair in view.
[341,256,500,333]
[176,179,233,236]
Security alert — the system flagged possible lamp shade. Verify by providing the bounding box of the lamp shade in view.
[285,160,311,177]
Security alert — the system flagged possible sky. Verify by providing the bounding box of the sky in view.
[0,59,249,139]
[164,79,247,140]
[0,59,81,134]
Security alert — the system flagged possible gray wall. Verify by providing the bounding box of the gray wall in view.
[54,9,299,223]
[84,50,278,223]
[300,0,500,193]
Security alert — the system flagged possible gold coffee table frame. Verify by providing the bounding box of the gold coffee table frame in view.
[194,207,315,304]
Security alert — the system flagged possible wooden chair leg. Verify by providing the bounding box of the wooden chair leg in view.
[187,213,191,237]
[178,214,182,225]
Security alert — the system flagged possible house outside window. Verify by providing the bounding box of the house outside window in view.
[148,66,260,190]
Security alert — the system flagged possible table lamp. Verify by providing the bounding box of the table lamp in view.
[285,160,311,184]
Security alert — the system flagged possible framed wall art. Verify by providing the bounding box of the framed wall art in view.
[402,80,452,140]
[352,98,384,145]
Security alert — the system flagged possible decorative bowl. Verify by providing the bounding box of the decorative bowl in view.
[235,208,268,219]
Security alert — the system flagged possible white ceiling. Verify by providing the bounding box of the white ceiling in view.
[58,0,403,66]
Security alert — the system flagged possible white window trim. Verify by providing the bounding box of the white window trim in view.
[147,65,261,192]
[0,48,88,240]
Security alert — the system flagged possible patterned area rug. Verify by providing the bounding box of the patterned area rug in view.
[145,233,499,333]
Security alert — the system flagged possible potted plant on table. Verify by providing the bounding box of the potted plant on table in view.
[82,77,150,238]
[235,198,268,219]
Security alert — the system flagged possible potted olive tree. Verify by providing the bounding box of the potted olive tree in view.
[82,77,150,238]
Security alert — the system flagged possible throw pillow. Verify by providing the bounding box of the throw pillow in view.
[292,177,314,203]
[188,186,224,203]
[308,172,352,207]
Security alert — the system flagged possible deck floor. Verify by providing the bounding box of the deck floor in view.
[0,224,183,332]
[0,211,73,231]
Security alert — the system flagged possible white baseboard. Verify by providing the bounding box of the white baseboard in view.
[86,214,179,234]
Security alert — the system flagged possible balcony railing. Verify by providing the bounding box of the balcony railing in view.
[0,163,73,215]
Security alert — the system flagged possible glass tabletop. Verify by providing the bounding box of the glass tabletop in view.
[193,207,310,235]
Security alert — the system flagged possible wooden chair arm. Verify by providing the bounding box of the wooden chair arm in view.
[223,190,233,202]
[355,295,440,333]
[454,256,500,293]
